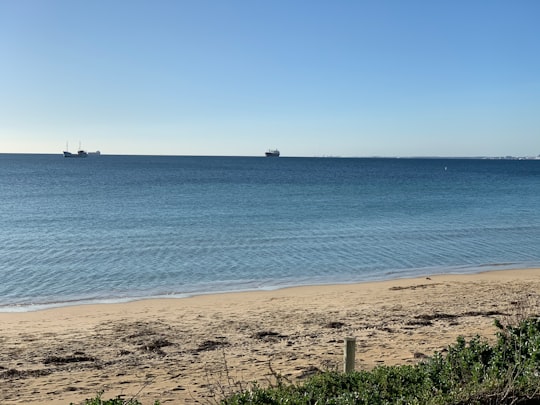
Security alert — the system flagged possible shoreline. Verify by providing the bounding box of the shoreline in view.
[2,268,540,404]
[2,263,537,314]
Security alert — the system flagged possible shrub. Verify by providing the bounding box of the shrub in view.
[72,391,160,405]
[222,317,540,405]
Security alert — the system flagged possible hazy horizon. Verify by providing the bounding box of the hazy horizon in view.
[3,152,539,159]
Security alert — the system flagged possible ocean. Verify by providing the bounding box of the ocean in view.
[1,154,539,312]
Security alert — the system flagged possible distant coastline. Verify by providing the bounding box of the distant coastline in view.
[1,152,539,160]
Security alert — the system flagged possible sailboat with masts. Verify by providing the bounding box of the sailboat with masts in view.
[63,142,88,158]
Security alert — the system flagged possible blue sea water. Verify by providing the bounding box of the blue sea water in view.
[1,154,539,312]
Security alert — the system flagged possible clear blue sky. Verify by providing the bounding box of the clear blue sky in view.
[1,0,539,157]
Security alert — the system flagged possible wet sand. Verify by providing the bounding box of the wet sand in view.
[1,269,540,404]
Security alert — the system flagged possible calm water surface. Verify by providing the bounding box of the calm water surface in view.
[1,154,539,311]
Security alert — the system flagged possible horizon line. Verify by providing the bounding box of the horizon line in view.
[1,152,539,160]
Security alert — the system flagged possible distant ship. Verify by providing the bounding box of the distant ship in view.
[63,142,88,158]
[63,149,88,158]
[265,149,280,157]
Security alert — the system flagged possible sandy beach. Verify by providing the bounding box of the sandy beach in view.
[1,268,540,404]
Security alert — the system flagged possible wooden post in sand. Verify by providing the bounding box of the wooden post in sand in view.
[343,337,356,373]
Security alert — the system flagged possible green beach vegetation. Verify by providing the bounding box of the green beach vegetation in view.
[76,392,160,405]
[221,317,540,404]
[78,317,540,405]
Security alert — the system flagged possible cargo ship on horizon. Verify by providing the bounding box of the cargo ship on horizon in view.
[265,149,280,157]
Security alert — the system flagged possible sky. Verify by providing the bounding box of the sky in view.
[1,0,539,157]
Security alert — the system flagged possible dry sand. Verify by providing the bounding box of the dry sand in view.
[1,269,540,404]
